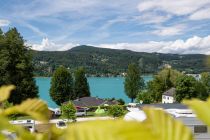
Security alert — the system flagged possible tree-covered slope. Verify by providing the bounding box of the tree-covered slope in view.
[32,45,210,76]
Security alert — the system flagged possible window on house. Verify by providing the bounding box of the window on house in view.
[194,125,208,133]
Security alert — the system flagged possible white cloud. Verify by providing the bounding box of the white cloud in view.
[138,0,210,16]
[134,13,171,24]
[13,0,100,19]
[31,35,210,54]
[12,0,138,20]
[189,8,210,20]
[152,24,186,36]
[98,42,169,53]
[99,17,129,30]
[30,38,79,51]
[0,19,10,27]
[98,35,210,54]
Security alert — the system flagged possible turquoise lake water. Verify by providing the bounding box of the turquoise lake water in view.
[35,76,153,108]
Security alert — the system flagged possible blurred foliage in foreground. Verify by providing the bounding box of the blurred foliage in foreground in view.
[0,85,210,140]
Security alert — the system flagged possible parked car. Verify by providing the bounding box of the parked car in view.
[56,121,67,129]
[76,108,87,117]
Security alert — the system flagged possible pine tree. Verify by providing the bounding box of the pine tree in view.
[124,63,144,102]
[74,67,90,98]
[0,28,38,104]
[50,66,74,105]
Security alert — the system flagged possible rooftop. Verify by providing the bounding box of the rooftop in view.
[162,87,176,96]
[66,97,118,107]
[136,103,188,109]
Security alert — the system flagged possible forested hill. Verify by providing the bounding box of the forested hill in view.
[32,45,210,76]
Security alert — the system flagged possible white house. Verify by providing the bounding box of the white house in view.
[162,88,176,103]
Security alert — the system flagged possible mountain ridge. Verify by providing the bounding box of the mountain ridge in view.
[32,45,210,76]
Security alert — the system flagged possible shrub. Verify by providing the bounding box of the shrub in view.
[136,91,152,104]
[61,101,76,121]
[117,98,125,105]
[108,105,124,118]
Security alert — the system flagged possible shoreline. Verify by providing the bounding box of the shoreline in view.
[34,75,153,78]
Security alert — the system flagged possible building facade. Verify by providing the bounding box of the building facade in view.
[162,88,176,103]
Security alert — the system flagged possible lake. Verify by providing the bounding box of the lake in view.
[35,76,153,108]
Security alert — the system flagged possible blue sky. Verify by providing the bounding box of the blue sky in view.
[0,0,210,54]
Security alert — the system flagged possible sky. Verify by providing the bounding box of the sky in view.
[0,0,210,54]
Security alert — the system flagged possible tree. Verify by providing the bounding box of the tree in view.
[147,68,182,102]
[0,28,3,41]
[0,28,5,86]
[147,78,164,102]
[138,58,144,73]
[2,100,13,109]
[136,91,152,104]
[61,101,76,121]
[124,63,144,102]
[175,75,197,102]
[0,28,38,104]
[117,98,125,105]
[200,72,210,94]
[50,66,74,106]
[0,28,2,34]
[175,75,208,102]
[155,68,182,88]
[195,81,209,101]
[108,105,124,118]
[74,67,90,98]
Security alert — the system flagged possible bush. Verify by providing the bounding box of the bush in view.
[61,101,76,121]
[136,91,152,104]
[108,105,124,118]
[117,98,125,105]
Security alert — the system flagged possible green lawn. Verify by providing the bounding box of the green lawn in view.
[85,111,109,117]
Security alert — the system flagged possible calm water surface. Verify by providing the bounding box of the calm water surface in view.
[35,76,153,108]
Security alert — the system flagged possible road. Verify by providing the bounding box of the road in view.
[35,116,113,124]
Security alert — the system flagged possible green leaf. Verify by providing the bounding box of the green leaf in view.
[0,115,44,140]
[47,126,65,140]
[63,120,157,140]
[183,98,210,126]
[143,108,193,140]
[0,115,24,140]
[4,99,50,122]
[60,107,194,140]
[17,131,47,140]
[0,115,16,131]
[0,85,15,102]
